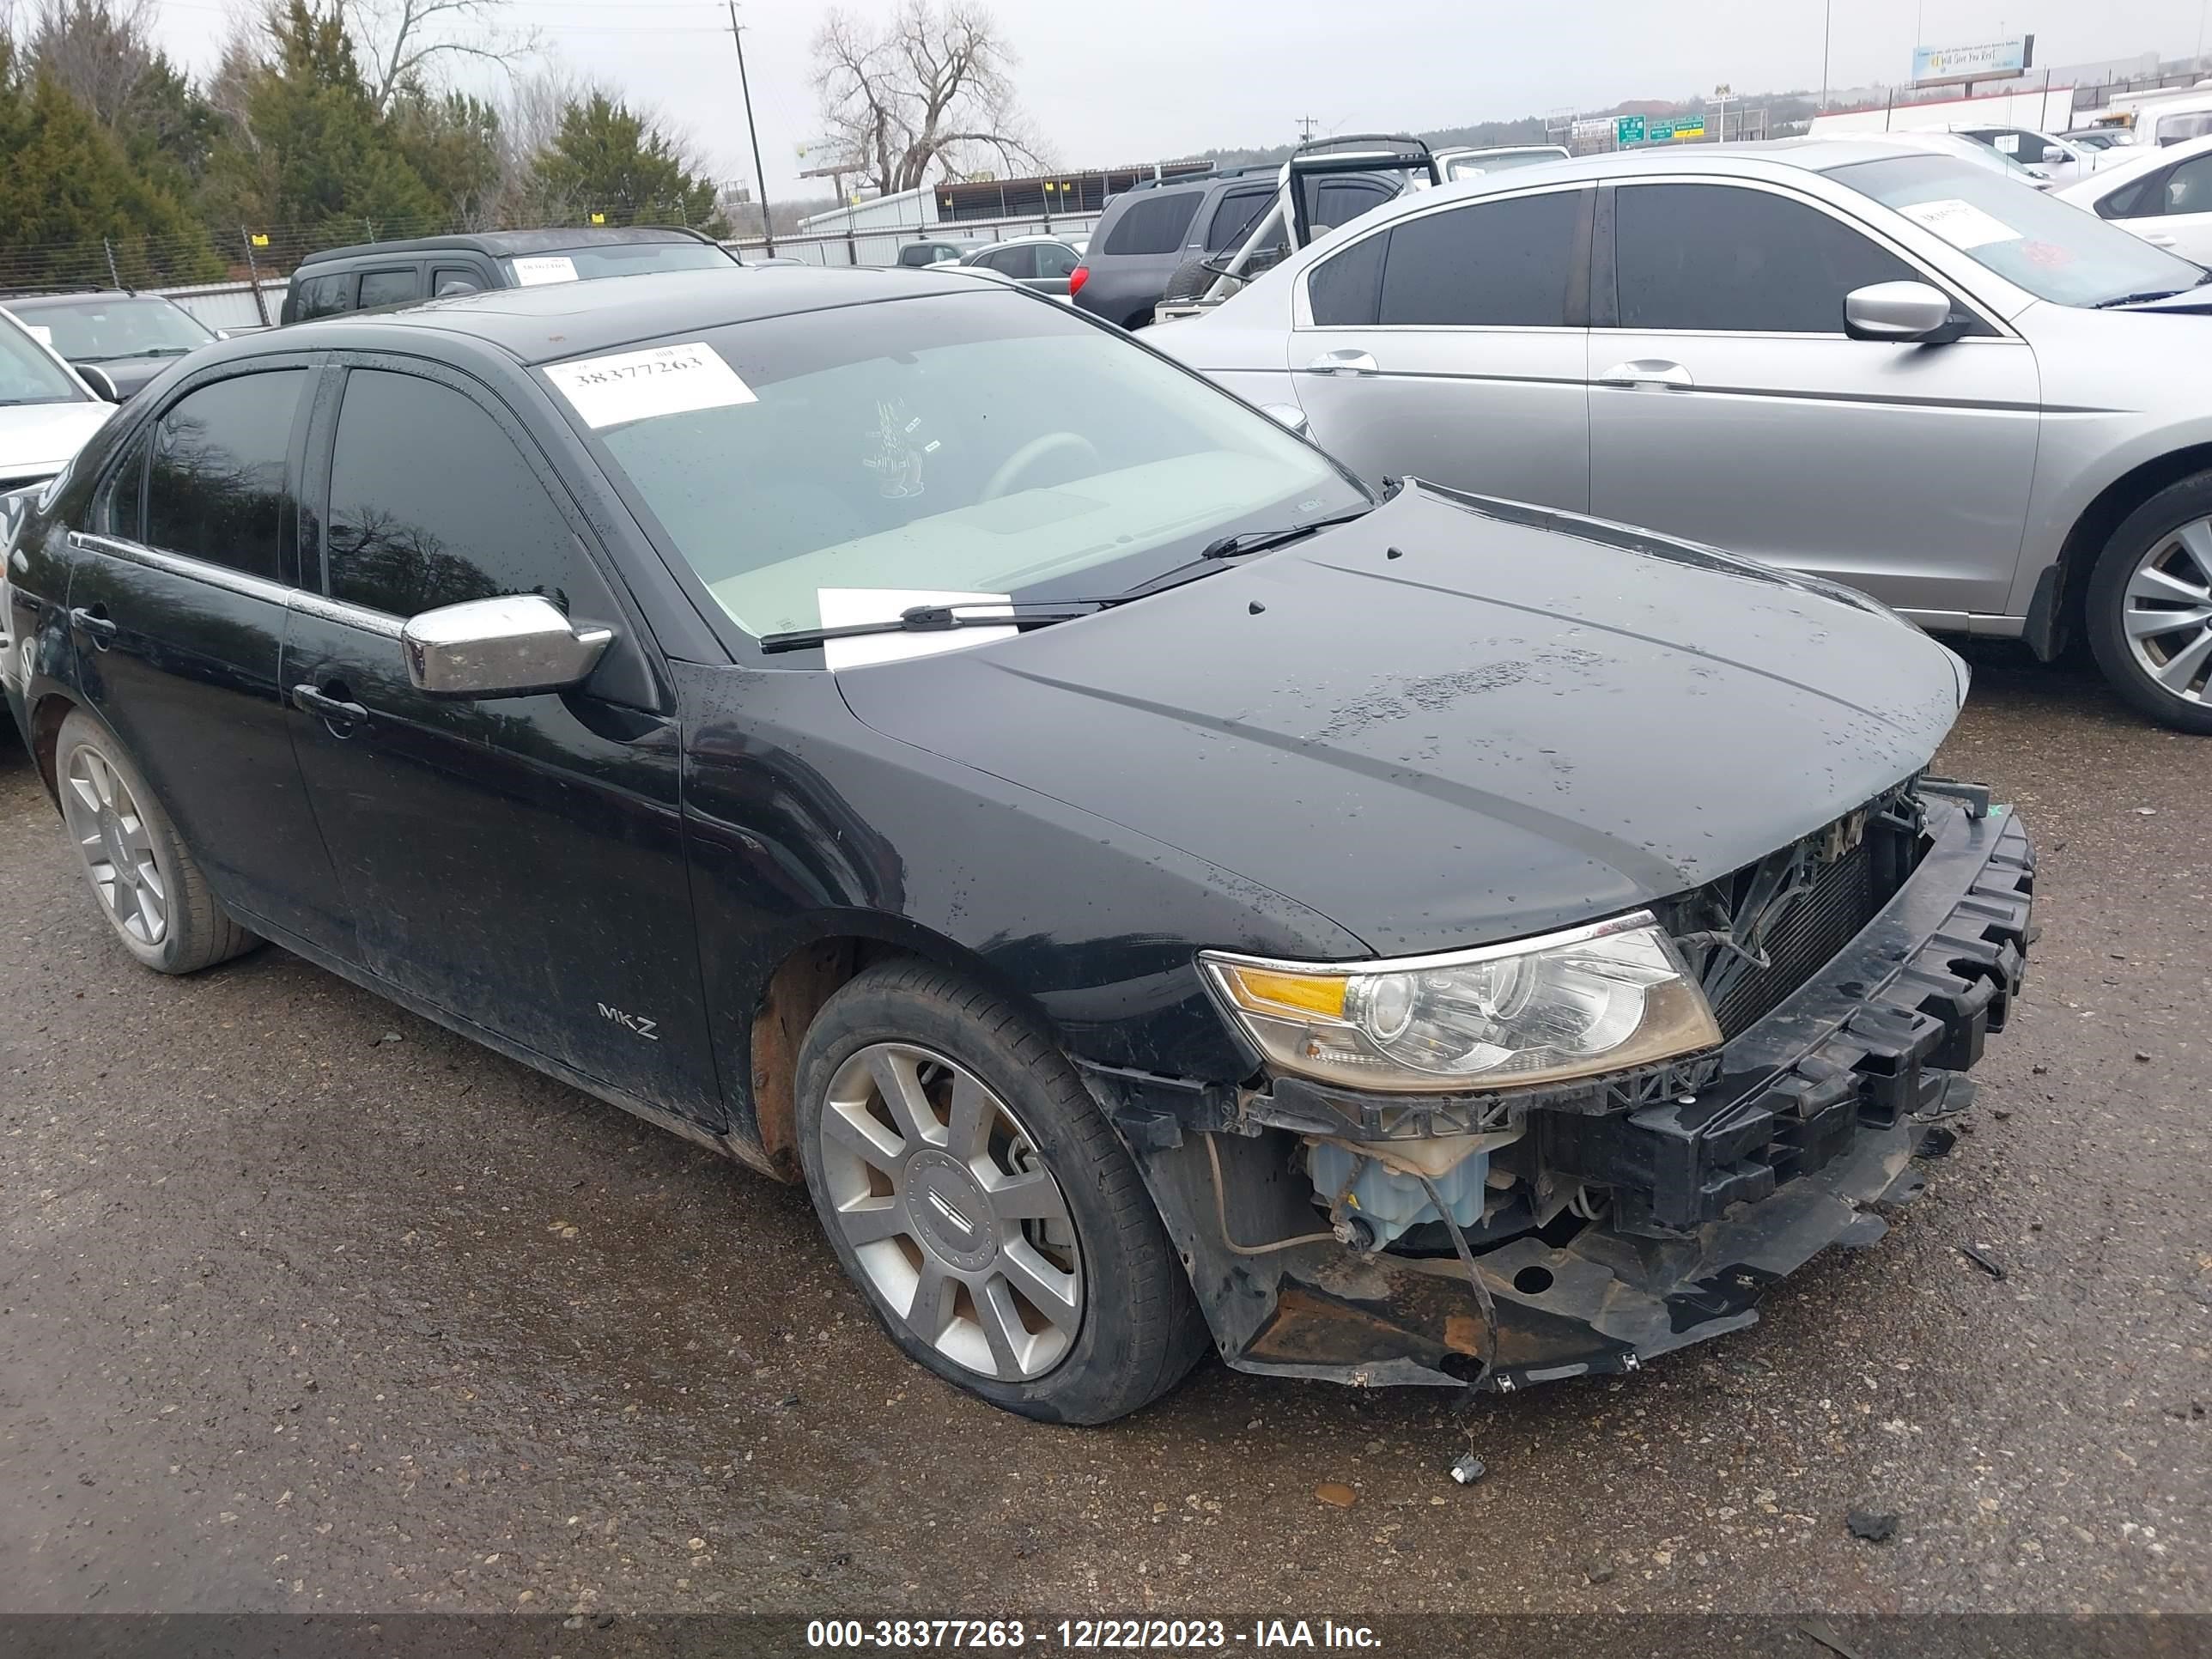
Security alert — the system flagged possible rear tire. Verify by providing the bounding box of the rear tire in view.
[793,957,1208,1424]
[53,710,260,974]
[2085,473,2212,734]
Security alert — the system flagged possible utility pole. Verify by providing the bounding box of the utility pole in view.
[1296,113,1318,143]
[1820,0,1832,110]
[727,2,775,255]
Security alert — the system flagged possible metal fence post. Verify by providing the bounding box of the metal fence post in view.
[103,238,122,289]
[240,230,271,328]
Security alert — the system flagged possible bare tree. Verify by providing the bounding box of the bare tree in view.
[272,0,533,112]
[811,0,1045,197]
[23,0,160,128]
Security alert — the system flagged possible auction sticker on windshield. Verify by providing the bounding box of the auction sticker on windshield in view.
[510,255,580,286]
[544,341,758,429]
[1899,198,2021,251]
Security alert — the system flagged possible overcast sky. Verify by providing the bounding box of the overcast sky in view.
[146,0,2212,204]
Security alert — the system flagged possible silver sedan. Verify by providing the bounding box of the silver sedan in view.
[1148,139,2212,732]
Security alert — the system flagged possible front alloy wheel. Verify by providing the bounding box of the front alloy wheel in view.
[2088,478,2212,733]
[793,959,1209,1423]
[816,1042,1084,1382]
[2117,519,2212,706]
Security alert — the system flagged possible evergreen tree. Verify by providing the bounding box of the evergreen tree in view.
[391,88,502,222]
[531,92,725,234]
[0,40,221,284]
[203,1,439,242]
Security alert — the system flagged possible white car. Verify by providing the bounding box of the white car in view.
[2057,134,2212,264]
[1850,130,2056,188]
[0,306,114,493]
[1952,125,2110,185]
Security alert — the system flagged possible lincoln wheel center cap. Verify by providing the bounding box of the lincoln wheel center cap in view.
[905,1149,998,1272]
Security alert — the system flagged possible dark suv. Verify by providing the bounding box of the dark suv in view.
[281,227,738,324]
[5,269,2033,1425]
[1073,164,1402,330]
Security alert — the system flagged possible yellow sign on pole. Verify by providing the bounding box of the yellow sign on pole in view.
[250,234,270,247]
[589,211,606,225]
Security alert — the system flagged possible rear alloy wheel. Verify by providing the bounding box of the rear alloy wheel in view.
[53,710,259,974]
[794,958,1208,1423]
[62,743,168,950]
[2087,479,2212,733]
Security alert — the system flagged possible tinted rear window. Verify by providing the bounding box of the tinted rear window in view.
[1379,190,1583,327]
[1103,191,1201,256]
[292,273,352,320]
[1206,189,1277,253]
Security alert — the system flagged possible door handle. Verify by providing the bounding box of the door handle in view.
[68,605,117,645]
[2143,231,2179,247]
[1305,349,1378,375]
[291,682,368,727]
[1596,359,1695,389]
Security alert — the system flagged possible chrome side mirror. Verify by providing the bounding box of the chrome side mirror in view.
[401,593,612,698]
[1258,403,1310,434]
[76,363,122,402]
[1843,281,1960,343]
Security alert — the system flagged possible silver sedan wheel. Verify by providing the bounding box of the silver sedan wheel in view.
[61,744,167,946]
[817,1042,1084,1382]
[2123,518,2212,704]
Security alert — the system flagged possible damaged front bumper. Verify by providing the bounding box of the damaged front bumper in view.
[1093,795,2035,1392]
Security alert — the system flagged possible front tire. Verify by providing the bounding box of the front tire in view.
[53,710,259,973]
[2085,475,2212,733]
[793,958,1207,1424]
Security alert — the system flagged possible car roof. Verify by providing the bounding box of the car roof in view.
[296,226,717,268]
[1406,136,2022,198]
[969,234,1079,250]
[245,265,997,368]
[0,289,162,306]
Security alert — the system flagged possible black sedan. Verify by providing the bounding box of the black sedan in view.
[1,289,221,402]
[1,268,2033,1422]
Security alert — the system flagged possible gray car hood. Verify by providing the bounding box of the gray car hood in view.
[835,486,1965,957]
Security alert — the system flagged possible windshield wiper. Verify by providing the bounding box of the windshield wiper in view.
[106,347,193,358]
[1197,505,1372,561]
[759,600,1103,656]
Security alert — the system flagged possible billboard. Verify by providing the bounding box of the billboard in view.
[1911,35,2034,88]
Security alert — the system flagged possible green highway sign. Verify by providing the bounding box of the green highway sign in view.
[1617,113,1705,147]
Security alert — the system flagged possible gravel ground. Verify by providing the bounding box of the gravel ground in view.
[1,645,2206,1621]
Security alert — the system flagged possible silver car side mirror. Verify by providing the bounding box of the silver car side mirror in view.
[1843,281,1959,343]
[76,364,122,402]
[1258,403,1310,434]
[401,593,613,698]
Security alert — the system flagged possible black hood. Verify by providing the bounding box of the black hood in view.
[834,487,1964,957]
[71,356,173,399]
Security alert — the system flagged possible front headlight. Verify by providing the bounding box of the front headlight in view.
[1200,912,1721,1094]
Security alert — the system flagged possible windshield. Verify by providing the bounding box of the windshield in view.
[1829,152,2207,307]
[9,295,212,361]
[2155,110,2212,145]
[559,292,1365,654]
[501,240,735,285]
[0,314,91,405]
